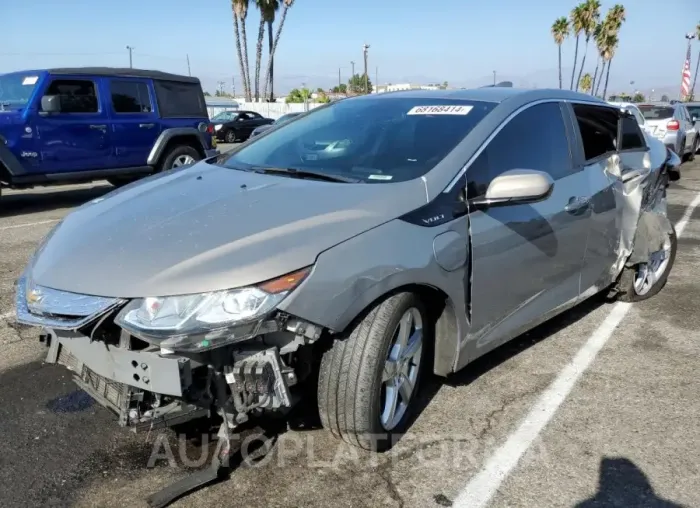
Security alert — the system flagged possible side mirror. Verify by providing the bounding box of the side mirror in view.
[474,169,554,206]
[40,95,61,114]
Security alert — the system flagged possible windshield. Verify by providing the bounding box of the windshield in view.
[0,72,40,109]
[638,105,674,120]
[212,111,238,122]
[221,97,495,183]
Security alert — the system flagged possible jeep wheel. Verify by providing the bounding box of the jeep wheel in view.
[318,292,427,451]
[617,227,677,302]
[159,145,201,172]
[225,130,237,143]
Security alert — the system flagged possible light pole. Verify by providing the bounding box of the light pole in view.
[350,61,355,78]
[363,44,370,94]
[493,70,496,85]
[688,32,698,100]
[126,46,134,68]
[683,32,696,100]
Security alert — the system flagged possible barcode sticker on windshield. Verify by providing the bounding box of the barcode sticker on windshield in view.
[407,105,473,115]
[22,76,38,86]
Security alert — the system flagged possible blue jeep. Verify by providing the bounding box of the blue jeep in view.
[0,67,218,196]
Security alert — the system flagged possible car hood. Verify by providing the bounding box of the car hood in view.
[30,162,425,298]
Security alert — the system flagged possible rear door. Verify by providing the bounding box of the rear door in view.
[108,79,161,168]
[466,101,592,352]
[34,76,113,173]
[679,106,696,152]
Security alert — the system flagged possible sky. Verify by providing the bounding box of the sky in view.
[1,0,698,97]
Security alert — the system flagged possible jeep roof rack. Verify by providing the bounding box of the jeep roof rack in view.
[47,67,200,84]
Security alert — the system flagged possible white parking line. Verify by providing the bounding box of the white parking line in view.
[454,192,700,508]
[0,219,59,232]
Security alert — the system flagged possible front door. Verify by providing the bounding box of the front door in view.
[35,77,113,173]
[465,101,591,357]
[107,79,161,168]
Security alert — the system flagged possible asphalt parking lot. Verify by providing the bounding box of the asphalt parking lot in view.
[1,153,699,508]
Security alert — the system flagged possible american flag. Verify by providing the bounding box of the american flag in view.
[681,43,692,99]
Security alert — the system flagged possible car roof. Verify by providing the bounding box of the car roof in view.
[349,87,610,105]
[609,101,639,108]
[45,67,200,84]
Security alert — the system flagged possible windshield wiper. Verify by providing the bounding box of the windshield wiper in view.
[251,166,359,183]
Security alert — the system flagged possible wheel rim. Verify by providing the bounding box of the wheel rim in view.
[226,132,235,143]
[380,307,423,431]
[171,154,195,168]
[633,235,672,296]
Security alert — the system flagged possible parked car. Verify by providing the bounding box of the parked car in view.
[0,67,218,196]
[17,90,681,476]
[213,110,274,143]
[685,101,700,129]
[637,102,698,161]
[609,101,647,131]
[250,112,303,137]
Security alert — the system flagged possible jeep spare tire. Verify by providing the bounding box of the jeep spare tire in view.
[159,145,201,172]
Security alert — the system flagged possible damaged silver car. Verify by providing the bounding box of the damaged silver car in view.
[17,89,681,463]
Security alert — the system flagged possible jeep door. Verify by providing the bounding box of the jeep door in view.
[465,101,591,358]
[107,79,161,168]
[35,76,114,172]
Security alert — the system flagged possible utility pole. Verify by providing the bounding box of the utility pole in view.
[186,54,191,76]
[217,81,226,96]
[232,76,236,97]
[363,44,370,94]
[375,66,378,92]
[338,68,341,90]
[493,70,496,85]
[126,46,134,68]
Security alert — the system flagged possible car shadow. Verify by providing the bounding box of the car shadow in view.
[0,184,113,219]
[574,457,688,507]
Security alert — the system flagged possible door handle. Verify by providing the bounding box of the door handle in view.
[565,196,591,215]
[139,123,155,128]
[89,124,107,130]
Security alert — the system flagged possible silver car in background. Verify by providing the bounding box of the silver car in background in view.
[250,112,302,137]
[638,102,698,161]
[609,101,647,131]
[16,90,682,495]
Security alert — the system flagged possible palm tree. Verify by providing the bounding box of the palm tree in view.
[232,0,252,101]
[575,0,601,92]
[602,33,619,100]
[253,2,267,101]
[551,17,569,89]
[579,73,593,93]
[569,5,585,90]
[690,21,700,101]
[261,0,280,101]
[231,0,249,100]
[261,0,294,102]
[590,22,605,95]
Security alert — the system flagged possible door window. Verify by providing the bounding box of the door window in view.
[43,79,98,114]
[466,102,573,198]
[618,115,646,151]
[110,81,153,113]
[572,104,618,162]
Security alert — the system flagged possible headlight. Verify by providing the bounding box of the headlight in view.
[214,124,223,131]
[115,267,310,351]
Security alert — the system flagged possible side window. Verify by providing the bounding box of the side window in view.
[44,79,98,114]
[619,115,646,151]
[572,104,618,161]
[466,102,573,198]
[631,108,645,126]
[110,81,152,113]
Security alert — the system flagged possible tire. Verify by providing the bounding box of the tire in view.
[689,137,698,161]
[158,145,201,172]
[318,292,428,451]
[616,227,677,302]
[224,130,237,143]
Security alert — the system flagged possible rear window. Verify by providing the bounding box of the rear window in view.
[220,97,496,183]
[638,105,674,120]
[687,106,700,119]
[153,80,207,118]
